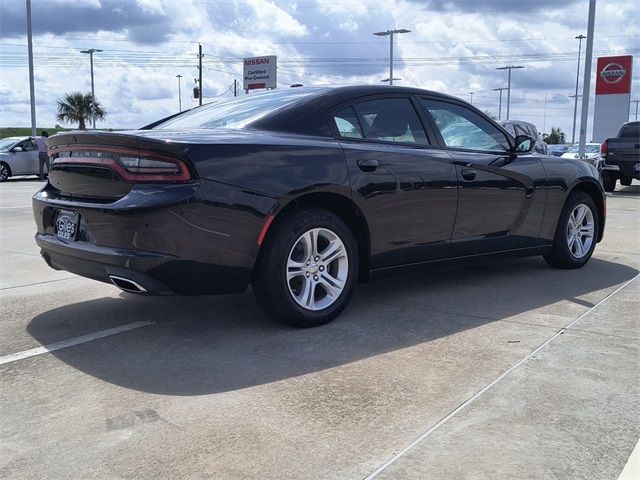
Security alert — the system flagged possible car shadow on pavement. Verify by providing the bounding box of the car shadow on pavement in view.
[27,256,638,396]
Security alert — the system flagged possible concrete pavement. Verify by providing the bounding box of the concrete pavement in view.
[1,177,638,479]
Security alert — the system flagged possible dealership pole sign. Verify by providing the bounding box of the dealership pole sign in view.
[243,55,277,91]
[592,55,633,141]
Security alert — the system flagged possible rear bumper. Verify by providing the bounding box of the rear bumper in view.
[31,179,276,296]
[602,160,640,179]
[36,234,252,295]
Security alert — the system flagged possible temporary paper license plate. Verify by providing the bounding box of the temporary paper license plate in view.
[55,210,79,241]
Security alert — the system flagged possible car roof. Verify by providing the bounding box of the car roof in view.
[246,85,466,136]
[1,136,28,141]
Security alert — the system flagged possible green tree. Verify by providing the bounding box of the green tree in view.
[56,92,106,130]
[542,127,566,145]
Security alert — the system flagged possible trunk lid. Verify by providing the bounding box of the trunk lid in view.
[46,130,195,202]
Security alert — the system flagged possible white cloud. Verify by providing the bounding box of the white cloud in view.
[0,0,638,138]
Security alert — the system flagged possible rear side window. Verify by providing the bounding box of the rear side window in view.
[422,99,510,152]
[334,107,363,139]
[619,123,639,139]
[345,98,428,144]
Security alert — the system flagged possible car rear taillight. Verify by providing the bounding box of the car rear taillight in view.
[51,146,192,183]
[600,141,608,155]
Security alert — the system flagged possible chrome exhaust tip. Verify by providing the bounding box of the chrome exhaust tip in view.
[109,275,148,294]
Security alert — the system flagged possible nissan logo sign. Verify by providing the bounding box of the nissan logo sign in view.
[600,62,626,84]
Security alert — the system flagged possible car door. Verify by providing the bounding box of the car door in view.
[13,139,39,174]
[330,95,458,268]
[419,97,547,256]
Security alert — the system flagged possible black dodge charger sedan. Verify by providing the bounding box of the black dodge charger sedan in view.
[33,86,605,327]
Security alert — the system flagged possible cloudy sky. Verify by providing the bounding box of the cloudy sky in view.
[1,0,638,139]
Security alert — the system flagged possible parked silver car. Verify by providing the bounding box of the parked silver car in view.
[560,143,603,168]
[0,136,42,181]
[501,120,549,155]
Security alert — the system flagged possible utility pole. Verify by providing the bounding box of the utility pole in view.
[26,0,36,137]
[493,87,508,120]
[373,29,411,86]
[198,43,203,106]
[543,93,548,133]
[469,92,474,105]
[578,0,596,158]
[80,48,103,129]
[176,75,182,112]
[631,99,639,121]
[234,79,238,97]
[496,65,524,120]
[571,34,586,144]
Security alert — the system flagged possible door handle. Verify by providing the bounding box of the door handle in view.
[357,159,379,172]
[461,168,477,180]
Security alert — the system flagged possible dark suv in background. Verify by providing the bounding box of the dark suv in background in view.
[501,120,549,155]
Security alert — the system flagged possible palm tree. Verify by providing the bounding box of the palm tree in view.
[542,127,566,145]
[56,92,106,130]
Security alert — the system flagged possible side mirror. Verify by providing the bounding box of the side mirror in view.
[514,135,534,153]
[12,146,23,152]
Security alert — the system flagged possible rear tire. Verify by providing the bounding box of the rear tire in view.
[253,208,358,328]
[620,176,632,186]
[544,191,599,269]
[601,171,616,192]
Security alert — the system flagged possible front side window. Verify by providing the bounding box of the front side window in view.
[349,98,428,144]
[423,99,510,152]
[502,123,516,137]
[18,140,37,151]
[525,124,539,139]
[514,124,530,137]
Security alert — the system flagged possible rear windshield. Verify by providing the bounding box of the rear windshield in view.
[154,89,322,130]
[619,123,639,139]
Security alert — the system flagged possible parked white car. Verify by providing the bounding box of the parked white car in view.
[0,136,42,181]
[561,143,602,167]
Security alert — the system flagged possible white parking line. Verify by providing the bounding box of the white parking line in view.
[618,437,640,480]
[0,321,155,366]
[364,273,640,480]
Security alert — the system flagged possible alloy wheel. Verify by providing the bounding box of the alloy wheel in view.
[566,203,594,259]
[286,227,349,311]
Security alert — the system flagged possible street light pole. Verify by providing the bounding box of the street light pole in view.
[578,0,596,158]
[493,87,508,120]
[80,48,103,129]
[469,92,474,105]
[26,0,36,137]
[571,34,586,144]
[373,29,411,86]
[496,65,524,120]
[176,75,183,112]
[631,99,639,121]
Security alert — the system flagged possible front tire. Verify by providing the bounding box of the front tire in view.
[544,191,599,269]
[0,163,10,182]
[253,209,358,328]
[620,176,633,186]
